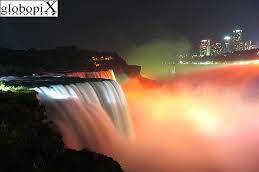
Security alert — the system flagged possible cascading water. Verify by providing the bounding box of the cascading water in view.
[33,64,259,172]
[66,70,117,81]
[34,80,132,152]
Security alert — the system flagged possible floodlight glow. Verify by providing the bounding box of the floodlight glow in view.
[0,84,11,91]
[233,29,242,33]
[231,60,259,65]
[224,36,231,41]
[34,86,78,100]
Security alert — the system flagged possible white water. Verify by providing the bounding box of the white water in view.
[33,65,259,172]
[34,80,132,153]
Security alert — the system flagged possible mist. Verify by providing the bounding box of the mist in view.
[46,64,259,172]
[123,39,191,79]
[118,64,259,172]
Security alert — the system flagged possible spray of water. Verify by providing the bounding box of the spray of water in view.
[34,80,132,153]
[36,65,259,172]
[120,64,259,172]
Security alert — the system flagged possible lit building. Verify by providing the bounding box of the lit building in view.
[244,40,257,50]
[211,42,223,56]
[244,41,252,50]
[251,43,257,50]
[224,36,231,53]
[232,29,243,51]
[200,39,211,57]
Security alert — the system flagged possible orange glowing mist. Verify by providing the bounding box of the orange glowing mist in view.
[116,64,259,172]
[48,64,259,172]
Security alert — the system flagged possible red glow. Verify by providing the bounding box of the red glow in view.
[66,70,116,80]
[117,64,259,172]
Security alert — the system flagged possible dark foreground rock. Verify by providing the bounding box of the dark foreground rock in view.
[53,150,123,172]
[0,89,123,172]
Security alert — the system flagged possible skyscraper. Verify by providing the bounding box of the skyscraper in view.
[211,42,223,56]
[246,41,257,50]
[232,29,243,51]
[244,40,253,50]
[224,36,231,53]
[251,42,257,50]
[200,40,211,57]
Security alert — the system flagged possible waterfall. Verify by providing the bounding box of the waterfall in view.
[33,80,132,152]
[26,65,259,172]
[66,70,117,81]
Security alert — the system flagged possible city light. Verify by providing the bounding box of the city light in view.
[231,60,259,65]
[233,29,242,33]
[200,39,211,57]
[224,36,231,41]
[197,28,257,58]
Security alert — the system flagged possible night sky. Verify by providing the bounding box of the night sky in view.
[0,0,259,54]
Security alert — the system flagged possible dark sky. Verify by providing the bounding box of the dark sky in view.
[0,0,259,53]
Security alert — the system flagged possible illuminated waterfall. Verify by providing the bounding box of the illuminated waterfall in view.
[31,65,259,172]
[66,70,117,81]
[34,80,132,151]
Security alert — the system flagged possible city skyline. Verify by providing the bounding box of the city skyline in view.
[0,0,259,55]
[199,28,257,57]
